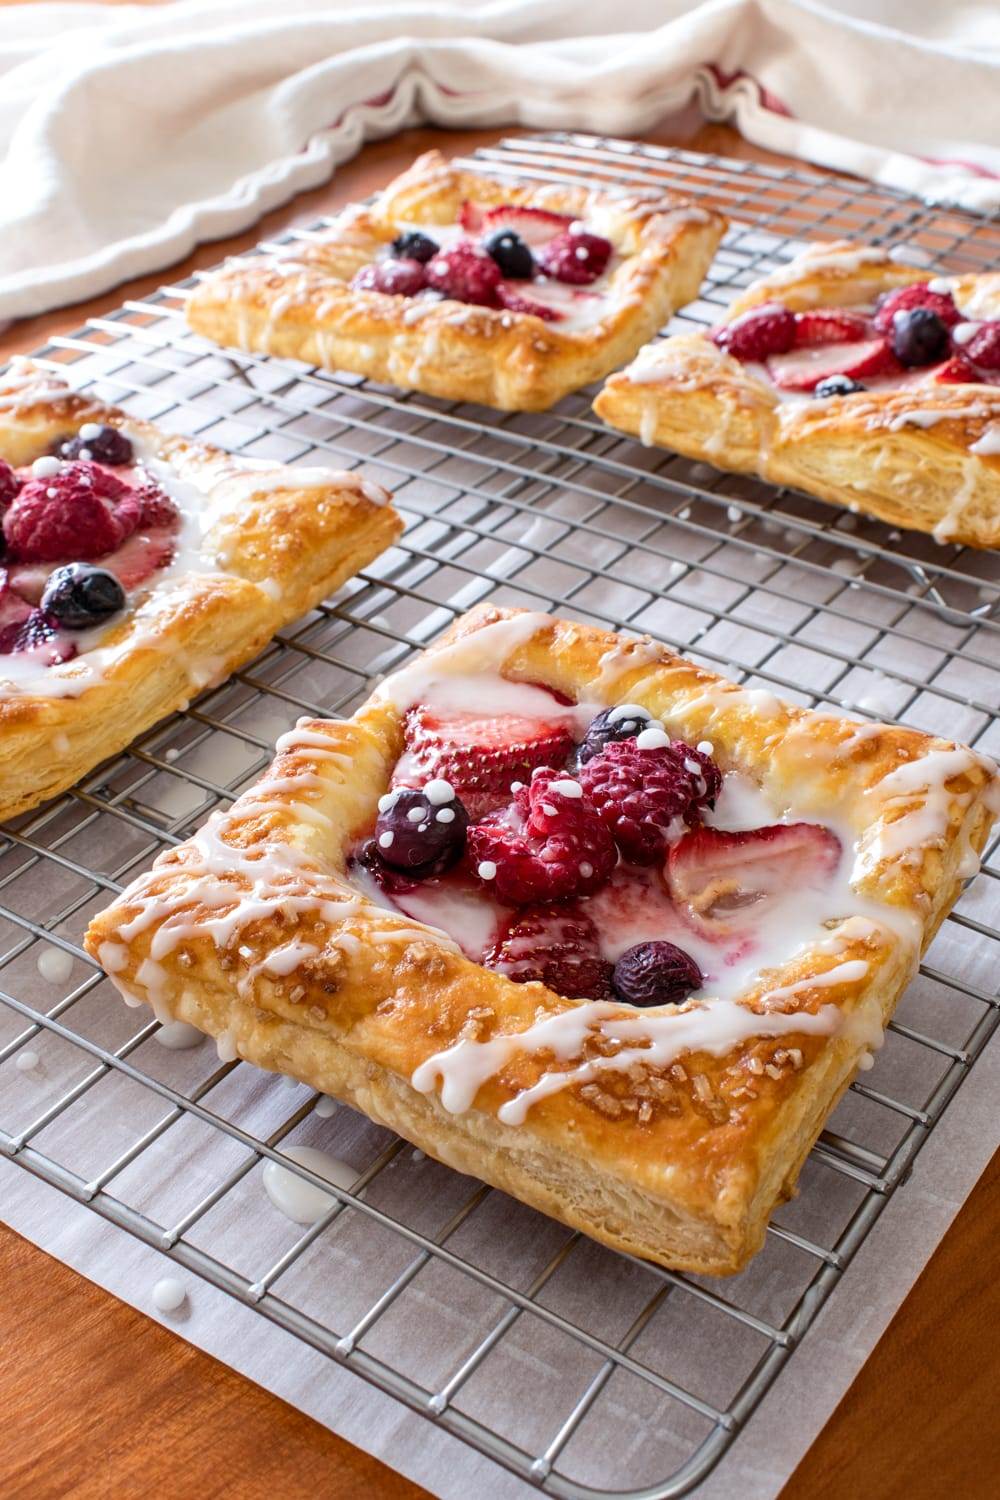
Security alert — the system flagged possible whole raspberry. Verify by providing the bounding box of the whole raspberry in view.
[578,737,718,865]
[713,304,796,361]
[612,941,702,1007]
[873,283,959,334]
[352,258,428,297]
[0,607,75,663]
[0,461,20,511]
[131,478,180,530]
[3,462,139,563]
[965,321,1000,372]
[467,769,616,905]
[485,904,613,999]
[425,243,502,306]
[538,230,612,285]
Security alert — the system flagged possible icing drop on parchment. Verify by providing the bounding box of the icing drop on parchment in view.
[151,1277,187,1313]
[262,1144,357,1224]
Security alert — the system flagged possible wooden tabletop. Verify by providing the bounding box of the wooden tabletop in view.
[2,119,998,1500]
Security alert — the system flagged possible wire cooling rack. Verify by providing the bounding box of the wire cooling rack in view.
[2,134,999,1499]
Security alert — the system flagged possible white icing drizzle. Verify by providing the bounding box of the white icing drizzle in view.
[970,426,1000,456]
[760,244,891,285]
[412,991,847,1126]
[866,746,997,865]
[154,1019,204,1050]
[375,613,599,736]
[932,465,979,544]
[886,404,994,431]
[952,321,980,346]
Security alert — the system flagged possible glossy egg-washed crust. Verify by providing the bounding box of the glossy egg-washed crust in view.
[185,149,727,412]
[85,604,998,1273]
[594,243,1000,547]
[0,361,402,821]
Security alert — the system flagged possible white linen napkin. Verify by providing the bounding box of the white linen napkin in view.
[0,0,997,322]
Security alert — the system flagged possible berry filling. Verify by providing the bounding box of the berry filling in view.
[356,203,617,325]
[349,685,849,1011]
[712,281,1000,396]
[0,445,182,665]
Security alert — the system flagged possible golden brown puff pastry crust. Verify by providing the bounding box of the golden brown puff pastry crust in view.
[593,242,1000,547]
[0,360,402,821]
[185,149,726,412]
[85,604,999,1274]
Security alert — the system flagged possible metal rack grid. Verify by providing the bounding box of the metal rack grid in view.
[1,134,998,1498]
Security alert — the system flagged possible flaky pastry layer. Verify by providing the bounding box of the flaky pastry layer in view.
[0,360,402,820]
[186,150,726,411]
[85,605,998,1273]
[593,242,1000,547]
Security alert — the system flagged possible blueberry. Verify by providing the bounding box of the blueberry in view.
[612,941,703,1008]
[481,229,535,280]
[373,784,469,875]
[391,231,439,265]
[40,564,126,629]
[57,425,133,466]
[573,704,654,768]
[890,308,949,367]
[814,375,865,398]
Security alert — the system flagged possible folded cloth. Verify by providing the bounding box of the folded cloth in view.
[0,0,997,322]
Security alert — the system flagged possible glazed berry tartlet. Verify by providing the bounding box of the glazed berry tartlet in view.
[187,148,726,411]
[0,432,181,668]
[595,242,1000,548]
[0,361,400,822]
[87,607,999,1274]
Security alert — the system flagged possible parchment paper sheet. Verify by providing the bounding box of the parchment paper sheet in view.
[3,1035,997,1500]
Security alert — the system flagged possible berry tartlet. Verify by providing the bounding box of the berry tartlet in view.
[0,360,400,821]
[86,606,998,1274]
[594,242,1000,547]
[186,150,726,412]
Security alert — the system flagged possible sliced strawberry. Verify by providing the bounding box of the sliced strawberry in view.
[399,705,574,819]
[767,338,901,392]
[0,568,33,631]
[480,205,575,246]
[104,527,176,591]
[933,355,981,385]
[496,283,564,322]
[457,201,484,233]
[667,823,841,932]
[793,310,869,347]
[484,903,613,998]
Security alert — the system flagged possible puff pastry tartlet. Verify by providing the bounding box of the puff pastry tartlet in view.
[85,605,999,1273]
[186,149,726,412]
[0,360,402,822]
[594,242,1000,547]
